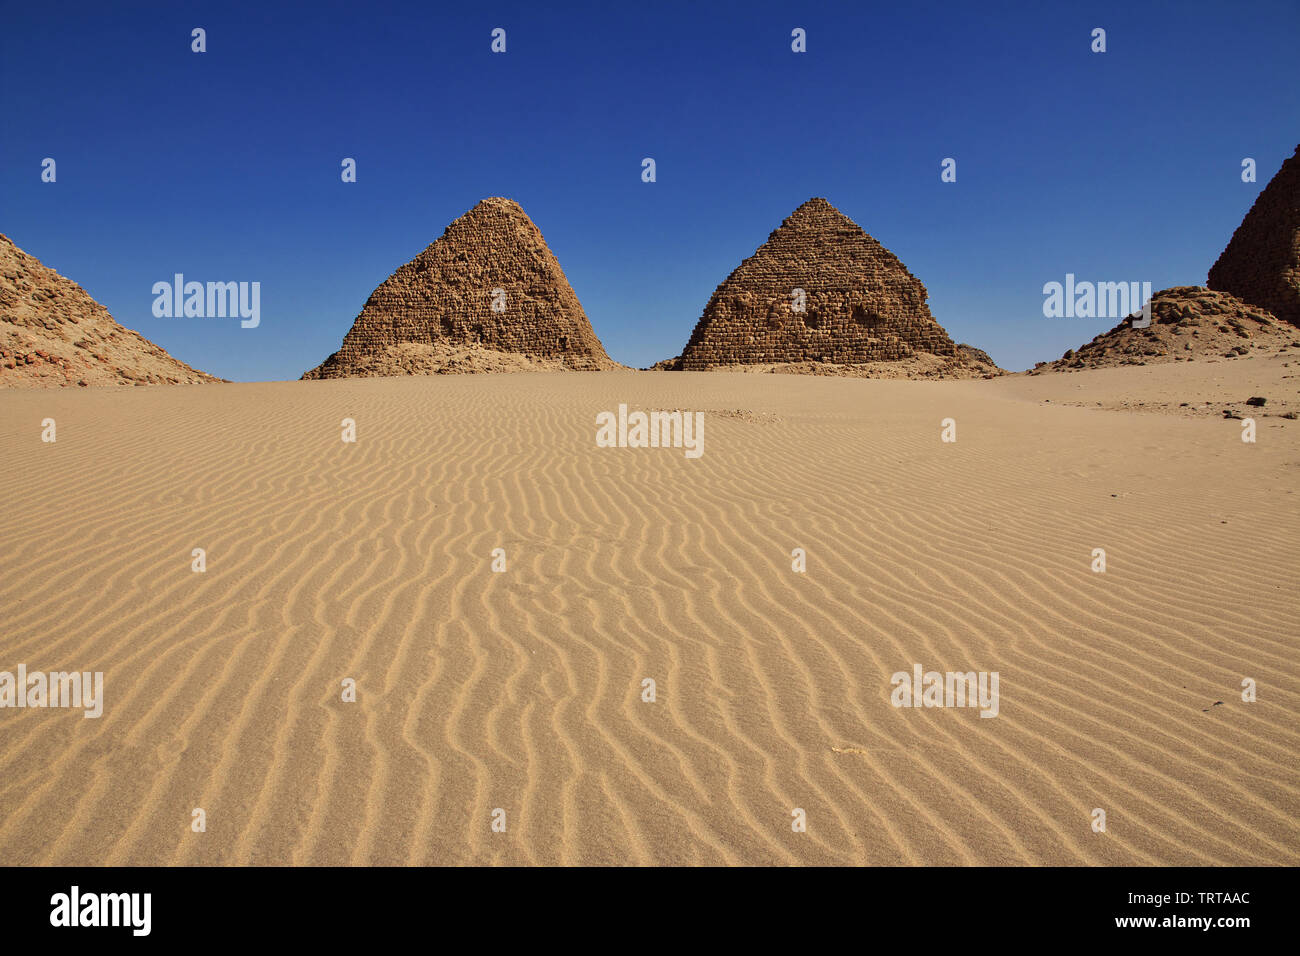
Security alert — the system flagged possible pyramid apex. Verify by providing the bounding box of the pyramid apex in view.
[789,197,836,215]
[783,197,856,228]
[470,196,526,213]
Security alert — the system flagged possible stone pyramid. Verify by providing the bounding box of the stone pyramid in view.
[1208,144,1300,326]
[304,198,615,378]
[1,234,221,387]
[678,198,959,370]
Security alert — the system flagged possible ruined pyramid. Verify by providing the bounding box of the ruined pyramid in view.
[1034,286,1298,373]
[678,198,970,373]
[304,198,615,378]
[1208,144,1300,326]
[1,234,221,387]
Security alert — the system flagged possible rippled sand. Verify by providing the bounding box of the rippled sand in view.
[1,363,1296,864]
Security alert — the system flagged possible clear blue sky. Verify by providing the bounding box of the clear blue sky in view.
[3,0,1297,378]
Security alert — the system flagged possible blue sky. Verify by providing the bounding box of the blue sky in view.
[3,0,1297,378]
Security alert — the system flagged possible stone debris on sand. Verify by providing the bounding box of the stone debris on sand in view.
[1032,286,1298,373]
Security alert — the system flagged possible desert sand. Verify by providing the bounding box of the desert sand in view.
[0,361,1296,865]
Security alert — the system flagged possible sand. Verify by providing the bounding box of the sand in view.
[1,360,1296,865]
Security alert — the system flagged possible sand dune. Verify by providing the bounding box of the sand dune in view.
[1,362,1296,865]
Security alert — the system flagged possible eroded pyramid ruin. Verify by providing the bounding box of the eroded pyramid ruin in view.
[1208,144,1300,326]
[678,198,966,372]
[1034,286,1297,373]
[304,198,615,378]
[1,234,221,387]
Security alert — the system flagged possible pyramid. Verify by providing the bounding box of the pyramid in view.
[678,198,961,371]
[1,234,221,387]
[304,198,615,378]
[1208,144,1300,326]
